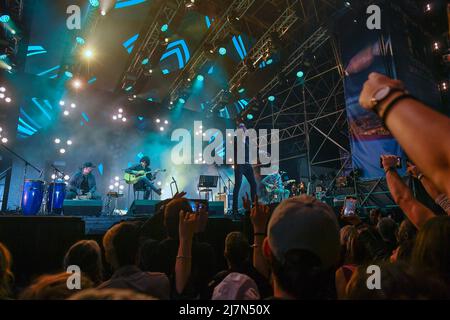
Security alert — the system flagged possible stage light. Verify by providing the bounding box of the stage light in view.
[71,103,76,108]
[72,79,82,89]
[113,115,117,120]
[228,158,233,163]
[156,118,161,123]
[54,138,61,144]
[441,82,448,91]
[0,127,2,132]
[425,3,432,12]
[433,42,440,51]
[170,101,174,105]
[0,15,10,23]
[59,100,65,106]
[101,10,106,16]
[118,108,123,113]
[297,71,304,78]
[0,87,5,92]
[266,58,273,65]
[344,1,351,7]
[64,175,70,181]
[1,137,8,144]
[119,185,125,190]
[4,97,11,103]
[164,37,170,43]
[247,114,254,120]
[114,182,119,187]
[63,110,70,116]
[122,117,127,122]
[238,88,245,93]
[109,185,114,190]
[118,114,123,119]
[59,148,66,154]
[219,47,227,55]
[51,174,56,180]
[0,93,4,99]
[161,24,169,32]
[83,48,94,59]
[89,0,100,7]
[149,69,153,74]
[227,133,231,137]
[115,176,120,181]
[160,127,164,131]
[157,181,162,186]
[187,78,191,82]
[197,75,204,81]
[164,120,168,124]
[67,140,73,145]
[7,65,12,71]
[268,95,275,102]
[133,94,137,99]
[179,98,186,104]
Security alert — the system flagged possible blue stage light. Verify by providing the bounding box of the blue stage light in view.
[297,71,304,78]
[64,71,73,78]
[0,15,10,23]
[161,24,168,32]
[238,88,245,94]
[89,0,100,7]
[179,98,186,104]
[142,58,149,65]
[76,37,85,45]
[268,95,275,102]
[219,47,227,55]
[197,74,204,81]
[246,114,254,120]
[266,58,273,65]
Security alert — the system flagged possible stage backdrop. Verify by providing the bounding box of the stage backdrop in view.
[339,3,441,180]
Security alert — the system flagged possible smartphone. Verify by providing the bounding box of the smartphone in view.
[343,197,357,217]
[380,156,402,169]
[187,199,209,212]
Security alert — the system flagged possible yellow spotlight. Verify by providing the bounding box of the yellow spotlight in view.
[83,48,94,59]
[72,79,82,89]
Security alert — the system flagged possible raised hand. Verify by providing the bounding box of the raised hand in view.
[250,195,271,234]
[178,210,198,242]
[242,192,252,211]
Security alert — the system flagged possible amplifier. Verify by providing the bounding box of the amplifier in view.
[129,200,160,216]
[63,200,103,216]
[208,201,225,217]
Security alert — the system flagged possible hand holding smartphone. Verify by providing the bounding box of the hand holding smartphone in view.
[343,196,357,217]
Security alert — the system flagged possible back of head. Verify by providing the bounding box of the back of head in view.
[69,288,157,300]
[138,239,161,272]
[377,217,398,243]
[346,262,450,299]
[20,272,93,300]
[412,216,450,278]
[267,195,340,299]
[397,219,417,244]
[224,232,250,268]
[164,198,192,239]
[347,226,386,265]
[103,222,140,268]
[212,273,260,300]
[0,242,14,299]
[63,240,103,285]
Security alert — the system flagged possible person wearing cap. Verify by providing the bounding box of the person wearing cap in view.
[251,195,340,299]
[66,162,100,200]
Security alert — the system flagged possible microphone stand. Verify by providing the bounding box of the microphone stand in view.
[1,143,43,212]
[170,177,179,197]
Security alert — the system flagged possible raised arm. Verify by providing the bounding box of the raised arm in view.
[250,195,271,278]
[382,155,435,229]
[360,73,450,197]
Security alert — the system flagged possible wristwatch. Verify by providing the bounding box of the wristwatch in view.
[370,86,404,111]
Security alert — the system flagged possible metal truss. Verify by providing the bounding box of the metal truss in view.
[165,0,256,100]
[118,0,185,90]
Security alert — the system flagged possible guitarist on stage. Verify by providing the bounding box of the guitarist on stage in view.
[125,156,162,199]
[261,165,290,203]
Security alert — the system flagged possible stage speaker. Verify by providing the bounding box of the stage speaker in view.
[208,201,225,217]
[63,200,103,216]
[129,200,160,216]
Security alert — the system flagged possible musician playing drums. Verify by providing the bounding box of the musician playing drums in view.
[65,162,100,200]
[125,156,162,199]
[261,165,290,202]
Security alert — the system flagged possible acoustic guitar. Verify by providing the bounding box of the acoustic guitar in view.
[124,169,166,185]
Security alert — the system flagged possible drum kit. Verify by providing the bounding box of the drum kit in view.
[21,178,66,215]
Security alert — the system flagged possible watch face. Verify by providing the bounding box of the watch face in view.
[374,86,391,101]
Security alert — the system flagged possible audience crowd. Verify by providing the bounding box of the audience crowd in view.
[0,73,449,300]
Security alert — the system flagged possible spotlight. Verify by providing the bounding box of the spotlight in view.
[71,103,76,108]
[164,120,168,124]
[0,93,4,99]
[5,97,11,103]
[67,140,73,145]
[433,42,440,51]
[247,113,254,120]
[122,117,127,122]
[441,82,448,91]
[156,118,161,123]
[115,176,120,181]
[197,74,204,81]
[161,24,169,32]
[179,98,186,104]
[157,181,162,186]
[160,127,164,131]
[297,70,304,78]
[109,185,114,190]
[63,110,70,116]
[344,1,351,7]
[113,115,117,120]
[114,182,119,187]
[59,148,66,154]
[59,100,65,106]
[72,79,82,89]
[425,3,432,12]
[64,175,70,181]
[118,108,123,113]
[0,87,5,92]
[0,15,10,23]
[268,95,275,102]
[1,137,8,144]
[119,185,125,190]
[51,174,57,180]
[219,47,227,55]
[164,37,170,43]
[101,10,106,16]
[54,138,61,144]
[118,114,123,119]
[83,48,94,59]
[0,127,2,132]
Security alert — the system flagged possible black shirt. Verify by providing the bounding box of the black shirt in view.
[80,175,90,194]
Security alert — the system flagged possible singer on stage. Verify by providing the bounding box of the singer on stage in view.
[232,123,257,214]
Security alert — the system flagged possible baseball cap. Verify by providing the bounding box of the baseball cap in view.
[82,162,96,169]
[267,195,340,269]
[212,273,260,300]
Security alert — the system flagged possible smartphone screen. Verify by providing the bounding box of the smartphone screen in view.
[343,198,357,216]
[187,199,208,212]
[380,156,402,168]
